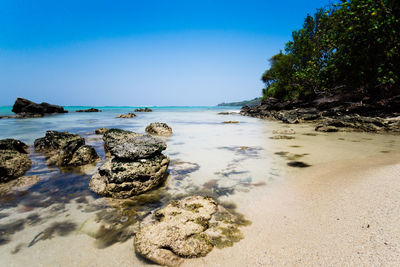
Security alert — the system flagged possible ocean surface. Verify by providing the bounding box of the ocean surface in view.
[0,106,399,266]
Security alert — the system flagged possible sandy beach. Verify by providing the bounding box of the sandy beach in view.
[185,152,400,266]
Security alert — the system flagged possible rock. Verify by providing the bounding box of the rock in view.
[0,139,29,154]
[145,122,173,136]
[272,128,295,135]
[217,112,237,115]
[116,113,136,118]
[95,128,108,135]
[134,108,152,112]
[222,121,239,124]
[269,135,295,140]
[134,196,248,266]
[90,155,169,198]
[287,161,311,168]
[76,108,101,112]
[90,129,169,198]
[34,131,99,167]
[315,125,339,132]
[0,139,32,183]
[12,98,67,116]
[0,175,40,195]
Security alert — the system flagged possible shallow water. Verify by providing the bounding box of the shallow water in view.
[0,106,399,266]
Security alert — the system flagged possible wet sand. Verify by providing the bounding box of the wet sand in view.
[184,152,400,266]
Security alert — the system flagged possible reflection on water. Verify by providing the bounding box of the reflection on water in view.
[0,106,400,266]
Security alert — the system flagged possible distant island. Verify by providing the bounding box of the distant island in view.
[217,97,261,107]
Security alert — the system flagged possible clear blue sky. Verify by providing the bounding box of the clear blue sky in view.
[0,0,329,106]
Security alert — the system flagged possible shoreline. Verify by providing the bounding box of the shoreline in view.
[183,152,400,266]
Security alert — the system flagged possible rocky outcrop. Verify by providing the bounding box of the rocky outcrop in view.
[34,131,99,167]
[76,108,101,112]
[12,98,67,117]
[0,139,32,183]
[134,108,152,112]
[241,95,400,133]
[116,113,136,118]
[134,196,248,266]
[145,122,173,136]
[89,129,169,198]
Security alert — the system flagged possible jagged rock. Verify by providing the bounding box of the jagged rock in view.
[134,196,248,267]
[34,131,99,167]
[90,129,169,198]
[145,122,173,136]
[95,128,108,135]
[241,95,400,133]
[90,155,169,198]
[134,108,152,112]
[0,139,32,183]
[0,139,29,154]
[116,113,136,118]
[12,97,67,116]
[76,108,101,112]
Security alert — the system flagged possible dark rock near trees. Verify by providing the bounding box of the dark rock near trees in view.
[76,108,101,112]
[0,139,32,183]
[134,196,248,266]
[241,95,400,133]
[12,98,67,117]
[134,107,153,112]
[34,131,99,168]
[145,122,173,136]
[89,129,169,198]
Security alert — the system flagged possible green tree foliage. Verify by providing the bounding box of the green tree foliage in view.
[262,0,400,101]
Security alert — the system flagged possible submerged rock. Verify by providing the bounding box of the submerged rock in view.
[95,127,108,135]
[34,131,99,167]
[222,121,239,124]
[134,108,152,112]
[272,128,296,135]
[116,113,136,118]
[217,112,238,115]
[12,97,67,117]
[134,196,248,266]
[76,108,101,112]
[145,122,173,136]
[90,129,169,198]
[0,139,32,183]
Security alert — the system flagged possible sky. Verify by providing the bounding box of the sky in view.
[0,0,329,106]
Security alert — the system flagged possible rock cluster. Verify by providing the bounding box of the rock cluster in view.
[116,113,136,118]
[12,97,67,117]
[241,95,400,133]
[0,139,32,183]
[134,108,152,112]
[134,195,247,266]
[145,122,173,136]
[76,108,101,112]
[34,131,99,167]
[89,129,169,198]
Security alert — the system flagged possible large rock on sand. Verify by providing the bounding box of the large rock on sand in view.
[0,139,32,183]
[134,196,248,266]
[89,129,169,198]
[12,97,67,117]
[34,131,99,167]
[145,122,173,136]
